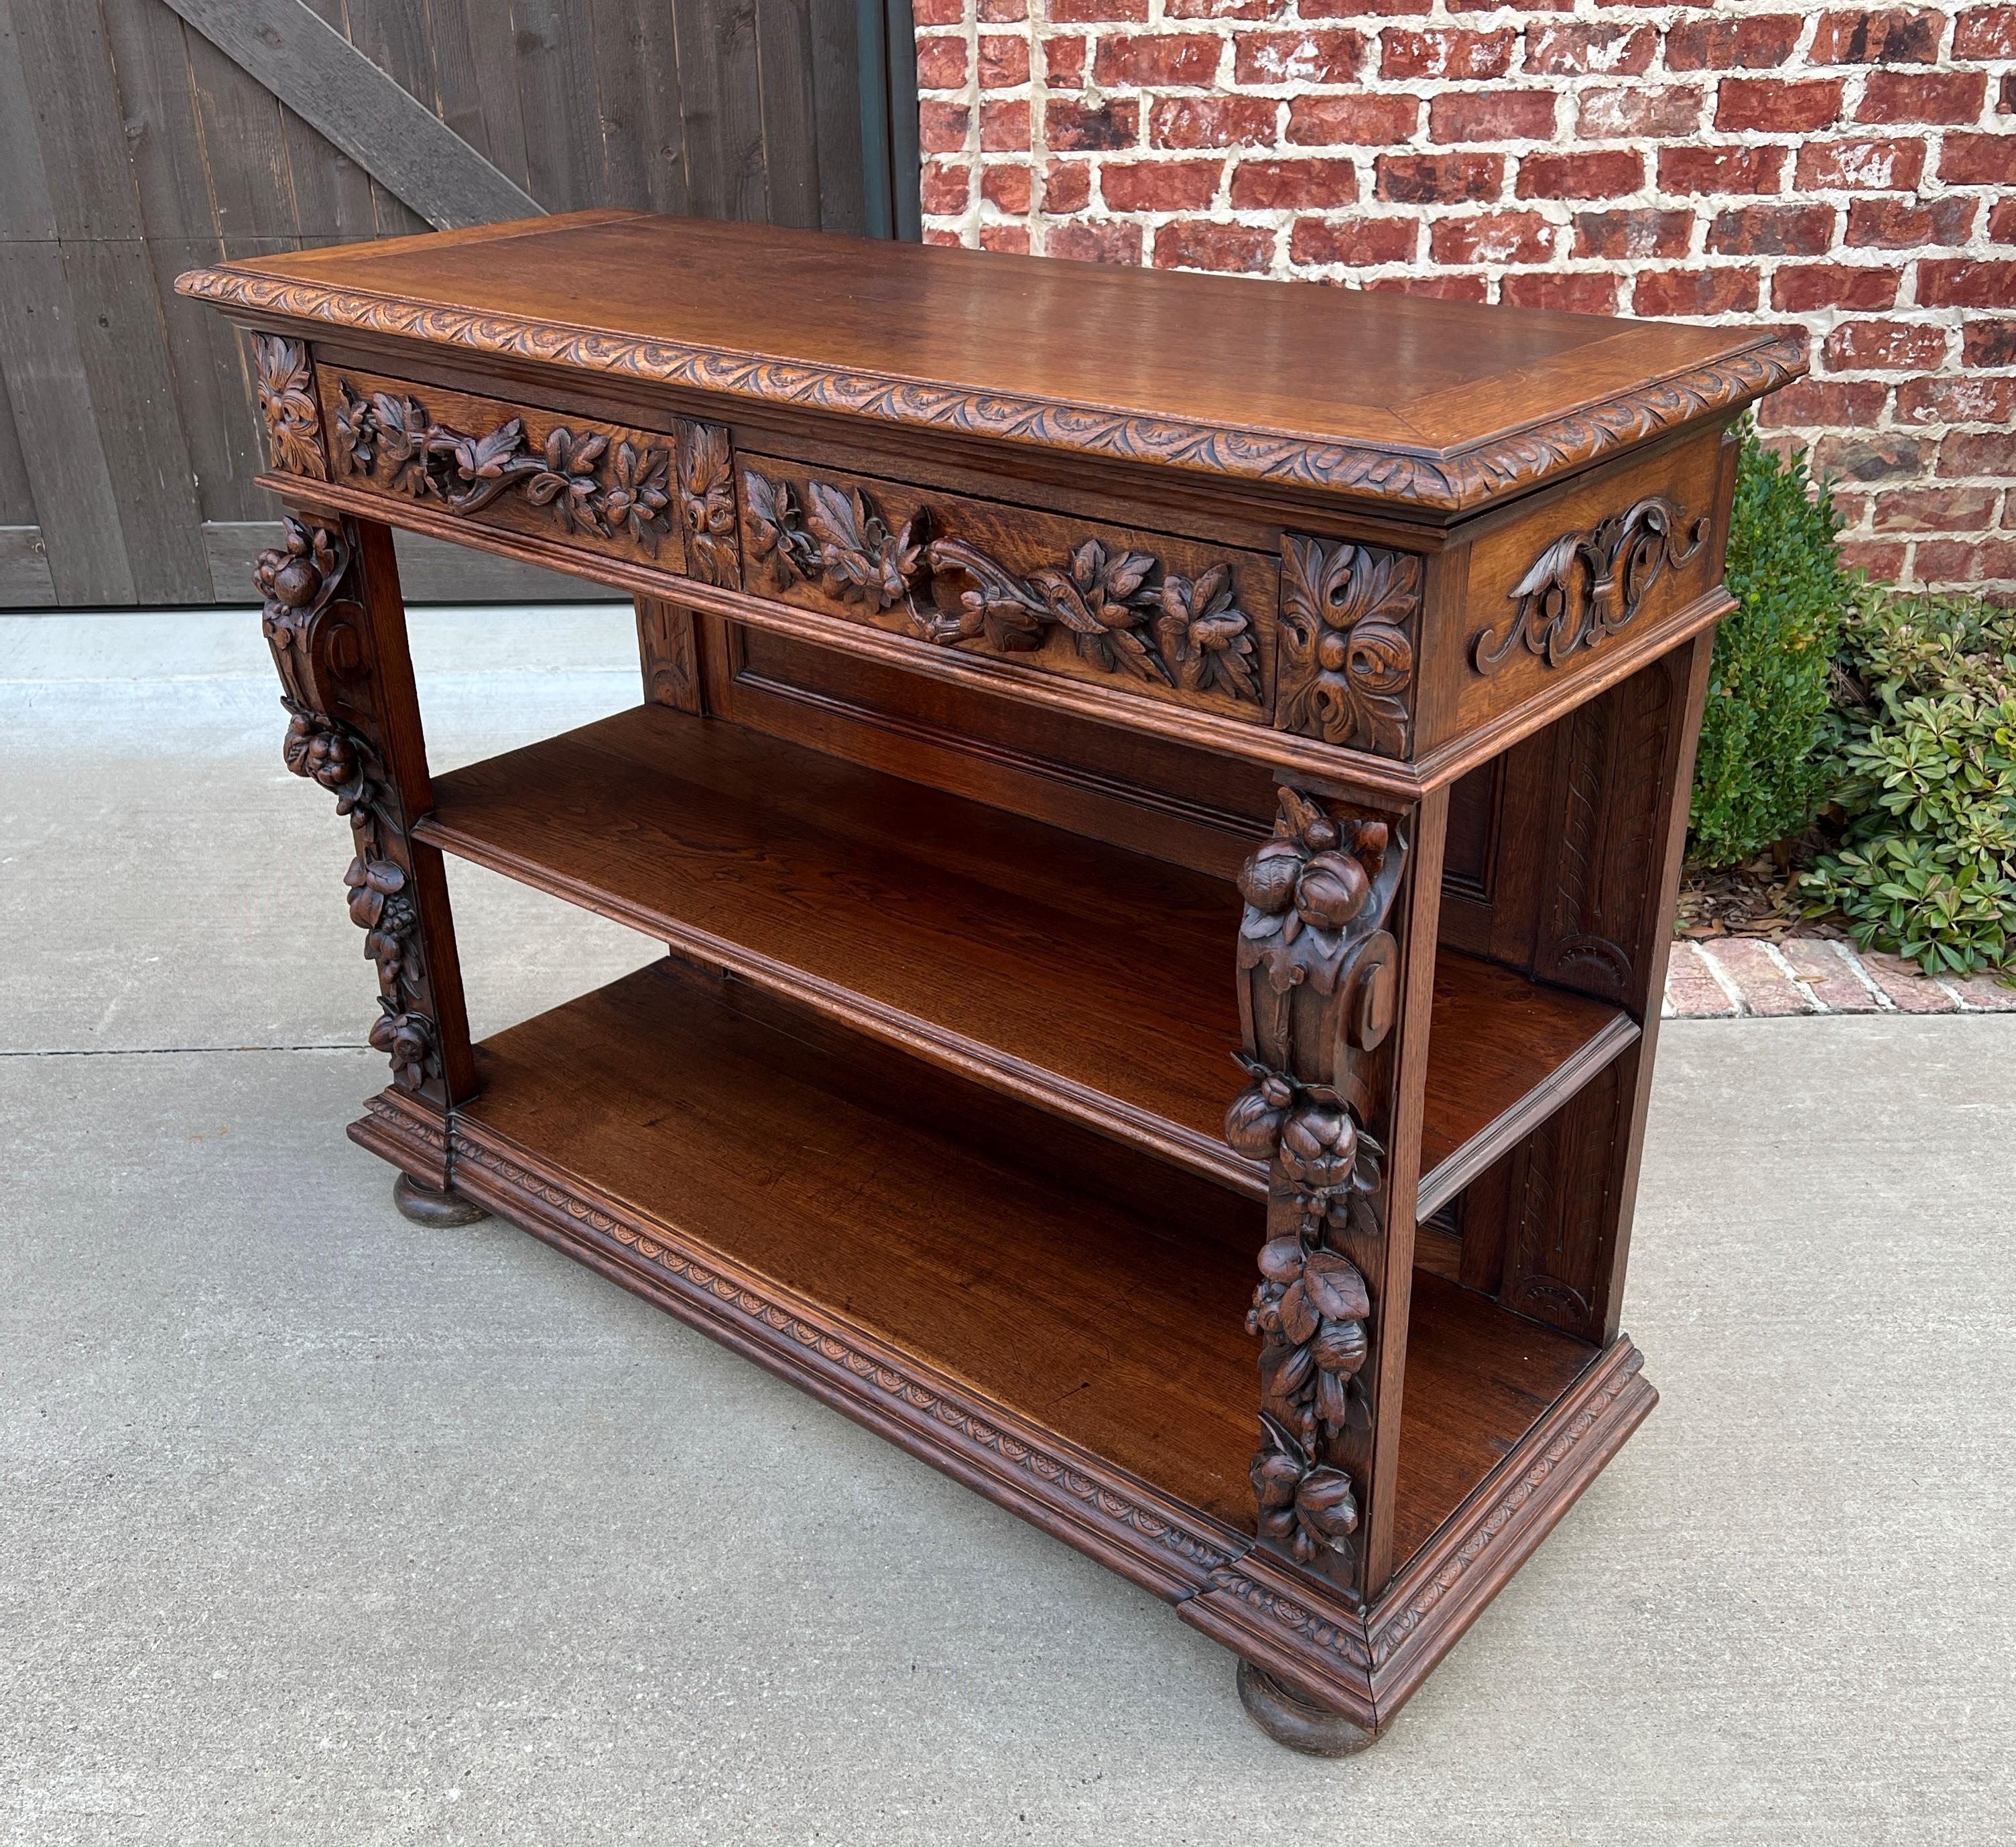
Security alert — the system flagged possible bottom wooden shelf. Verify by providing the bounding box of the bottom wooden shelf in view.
[353,958,1655,1724]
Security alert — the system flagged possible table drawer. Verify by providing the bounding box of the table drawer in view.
[312,365,716,577]
[736,452,1280,725]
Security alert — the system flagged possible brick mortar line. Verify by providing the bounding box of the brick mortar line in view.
[1759,936,1831,1012]
[918,2,2016,593]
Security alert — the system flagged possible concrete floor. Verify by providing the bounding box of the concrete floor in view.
[3,609,2012,1845]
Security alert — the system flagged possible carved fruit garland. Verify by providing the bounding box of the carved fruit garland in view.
[1227,789,1403,1575]
[330,381,677,556]
[255,517,439,1091]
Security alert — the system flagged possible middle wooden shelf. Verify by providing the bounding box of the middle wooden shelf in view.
[415,701,1638,1212]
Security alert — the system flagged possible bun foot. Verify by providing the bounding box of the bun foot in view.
[392,1172,489,1227]
[1236,1659,1378,1756]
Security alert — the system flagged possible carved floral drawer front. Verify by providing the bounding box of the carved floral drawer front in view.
[311,365,738,579]
[736,455,1279,723]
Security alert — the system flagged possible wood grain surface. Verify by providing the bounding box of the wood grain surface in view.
[456,957,1600,1553]
[177,212,1806,511]
[416,702,1637,1206]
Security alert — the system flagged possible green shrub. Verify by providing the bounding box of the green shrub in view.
[1687,432,1850,867]
[1803,588,2016,978]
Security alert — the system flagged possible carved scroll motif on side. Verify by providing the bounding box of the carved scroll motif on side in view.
[1472,495,1708,676]
[1275,535,1419,755]
[253,335,326,480]
[1226,789,1405,1584]
[328,379,676,556]
[740,466,1261,704]
[255,517,438,1092]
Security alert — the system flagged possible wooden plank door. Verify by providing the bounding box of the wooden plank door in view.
[0,0,917,610]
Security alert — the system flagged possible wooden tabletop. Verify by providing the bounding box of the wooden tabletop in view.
[179,210,1805,513]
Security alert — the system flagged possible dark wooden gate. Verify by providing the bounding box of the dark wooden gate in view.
[0,0,918,609]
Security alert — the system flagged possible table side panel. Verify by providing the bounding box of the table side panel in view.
[1418,428,1728,755]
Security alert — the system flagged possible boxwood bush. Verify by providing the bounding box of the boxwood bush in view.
[1686,431,1849,867]
[1803,590,2016,978]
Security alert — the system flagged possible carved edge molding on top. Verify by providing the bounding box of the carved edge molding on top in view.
[1276,534,1420,755]
[1472,494,1708,676]
[180,269,1807,509]
[252,334,326,481]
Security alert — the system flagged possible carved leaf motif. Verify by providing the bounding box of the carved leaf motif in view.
[742,468,812,590]
[1155,564,1260,704]
[1276,534,1418,755]
[678,422,737,583]
[253,336,325,479]
[371,393,436,497]
[802,481,923,609]
[451,418,527,483]
[334,375,681,555]
[605,440,674,556]
[332,383,375,475]
[526,427,610,535]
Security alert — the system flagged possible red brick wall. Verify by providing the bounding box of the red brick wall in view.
[913,1,2016,595]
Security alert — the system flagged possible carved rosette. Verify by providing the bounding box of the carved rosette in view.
[1472,495,1708,675]
[255,516,440,1092]
[1227,788,1405,1583]
[1275,535,1418,755]
[328,380,676,556]
[253,335,326,480]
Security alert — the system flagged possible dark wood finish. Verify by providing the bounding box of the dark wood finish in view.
[344,955,1639,1729]
[318,363,694,572]
[1418,958,1639,1216]
[391,1171,490,1228]
[188,216,1795,1744]
[397,958,1598,1553]
[1237,1661,1377,1756]
[258,508,477,1152]
[181,214,1804,515]
[412,700,1637,1209]
[739,452,1276,718]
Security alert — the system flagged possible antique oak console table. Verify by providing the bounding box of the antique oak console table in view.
[180,214,1802,1753]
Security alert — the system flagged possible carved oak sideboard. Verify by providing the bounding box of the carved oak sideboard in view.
[180,213,1803,1754]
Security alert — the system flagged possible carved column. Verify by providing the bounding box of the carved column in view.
[1226,788,1408,1594]
[257,510,477,1182]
